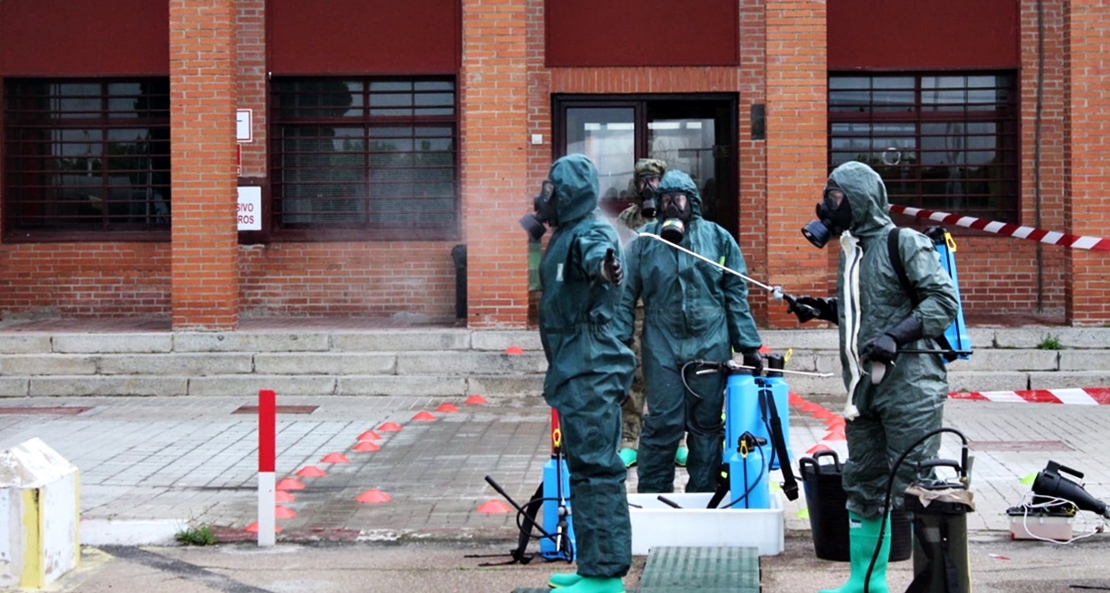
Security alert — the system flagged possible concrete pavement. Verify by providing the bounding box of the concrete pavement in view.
[3,389,1110,591]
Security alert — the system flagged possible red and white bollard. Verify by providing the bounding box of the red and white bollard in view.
[257,389,277,546]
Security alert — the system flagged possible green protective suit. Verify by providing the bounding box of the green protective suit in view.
[538,154,636,578]
[829,161,959,519]
[615,170,761,493]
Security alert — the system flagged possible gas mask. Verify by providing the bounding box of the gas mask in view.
[801,185,853,248]
[638,175,660,219]
[659,192,692,244]
[519,180,557,242]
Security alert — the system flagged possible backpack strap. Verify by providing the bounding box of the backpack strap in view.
[887,228,958,362]
[888,228,915,305]
[761,382,799,501]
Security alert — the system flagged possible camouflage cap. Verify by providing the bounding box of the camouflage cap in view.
[634,158,667,179]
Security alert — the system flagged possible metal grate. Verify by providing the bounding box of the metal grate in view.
[3,78,172,238]
[0,406,91,415]
[828,72,1019,223]
[269,77,459,239]
[638,547,759,593]
[971,440,1073,452]
[232,405,318,415]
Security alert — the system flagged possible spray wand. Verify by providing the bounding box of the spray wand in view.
[636,232,820,318]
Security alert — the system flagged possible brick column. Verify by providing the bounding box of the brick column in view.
[461,0,530,328]
[236,0,267,177]
[738,0,769,326]
[763,1,828,326]
[169,0,239,330]
[1063,1,1110,324]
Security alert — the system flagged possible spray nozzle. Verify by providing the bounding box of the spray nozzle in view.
[1032,461,1110,518]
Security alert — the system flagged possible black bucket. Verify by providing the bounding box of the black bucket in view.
[799,450,912,562]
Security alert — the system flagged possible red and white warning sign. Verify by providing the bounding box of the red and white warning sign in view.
[890,205,1110,252]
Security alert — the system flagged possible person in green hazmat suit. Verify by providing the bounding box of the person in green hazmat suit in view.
[788,161,958,593]
[615,158,690,470]
[614,170,763,494]
[519,154,635,593]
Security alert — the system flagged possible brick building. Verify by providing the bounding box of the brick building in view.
[0,0,1107,330]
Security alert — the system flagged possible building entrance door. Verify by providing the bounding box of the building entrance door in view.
[554,95,739,238]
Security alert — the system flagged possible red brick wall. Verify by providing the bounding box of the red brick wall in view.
[739,0,769,326]
[902,0,1067,322]
[170,0,240,329]
[232,0,460,323]
[763,1,829,328]
[1,0,1107,328]
[461,0,531,328]
[1064,1,1110,324]
[0,244,171,317]
[238,242,457,319]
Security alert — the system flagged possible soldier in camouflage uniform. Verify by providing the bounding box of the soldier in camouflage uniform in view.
[616,158,688,469]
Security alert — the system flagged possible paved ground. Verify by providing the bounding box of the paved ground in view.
[3,391,1110,591]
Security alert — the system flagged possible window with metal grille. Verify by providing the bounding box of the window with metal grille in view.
[2,78,171,241]
[828,73,1018,223]
[270,77,458,240]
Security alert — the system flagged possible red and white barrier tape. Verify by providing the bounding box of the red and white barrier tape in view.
[890,205,1110,251]
[793,388,1110,455]
[949,387,1110,405]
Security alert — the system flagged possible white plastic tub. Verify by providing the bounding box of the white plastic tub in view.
[627,492,784,556]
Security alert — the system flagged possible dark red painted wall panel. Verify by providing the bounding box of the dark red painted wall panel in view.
[829,0,1020,70]
[546,0,739,67]
[269,0,459,74]
[0,0,169,76]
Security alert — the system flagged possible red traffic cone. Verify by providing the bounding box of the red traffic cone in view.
[435,402,459,413]
[810,408,835,420]
[356,489,392,504]
[295,466,326,477]
[378,422,403,432]
[800,402,825,414]
[503,345,525,355]
[275,490,296,502]
[321,452,349,463]
[412,411,436,421]
[476,500,513,514]
[465,394,488,405]
[806,443,832,455]
[357,430,382,441]
[353,441,381,452]
[245,522,282,533]
[276,478,305,491]
[275,505,296,519]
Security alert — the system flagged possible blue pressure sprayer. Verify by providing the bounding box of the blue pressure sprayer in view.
[540,408,575,561]
[884,226,972,369]
[708,353,798,509]
[474,408,574,566]
[925,226,971,360]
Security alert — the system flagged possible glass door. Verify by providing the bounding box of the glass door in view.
[564,106,636,215]
[555,95,738,238]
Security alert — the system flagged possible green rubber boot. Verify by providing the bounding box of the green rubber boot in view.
[557,576,625,593]
[548,572,582,588]
[618,448,638,468]
[818,512,890,593]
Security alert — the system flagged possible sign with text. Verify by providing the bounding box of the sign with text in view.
[236,109,253,142]
[237,186,261,231]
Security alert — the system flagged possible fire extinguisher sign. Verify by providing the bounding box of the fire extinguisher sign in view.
[237,186,262,231]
